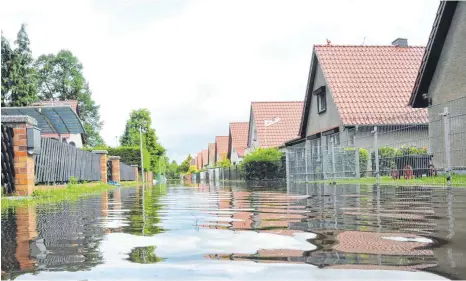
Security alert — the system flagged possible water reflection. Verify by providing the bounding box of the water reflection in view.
[0,182,465,280]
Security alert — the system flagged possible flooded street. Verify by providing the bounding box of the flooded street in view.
[2,183,466,280]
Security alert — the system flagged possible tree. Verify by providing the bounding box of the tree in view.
[120,109,166,171]
[178,154,192,174]
[35,50,104,147]
[167,161,179,179]
[1,25,38,106]
[1,32,13,106]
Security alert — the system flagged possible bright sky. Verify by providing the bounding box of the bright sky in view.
[1,0,439,163]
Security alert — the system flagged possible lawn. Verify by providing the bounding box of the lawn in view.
[1,181,141,210]
[312,174,466,187]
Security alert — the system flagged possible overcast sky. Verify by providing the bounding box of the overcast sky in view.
[1,0,439,163]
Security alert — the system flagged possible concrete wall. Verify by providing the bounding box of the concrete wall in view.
[305,62,342,137]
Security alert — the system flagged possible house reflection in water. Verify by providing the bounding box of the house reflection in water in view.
[203,183,466,279]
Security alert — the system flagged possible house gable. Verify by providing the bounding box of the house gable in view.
[305,57,342,137]
[410,1,462,107]
[247,107,257,148]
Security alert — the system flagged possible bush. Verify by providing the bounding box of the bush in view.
[242,148,285,180]
[216,158,232,168]
[84,146,151,171]
[371,145,430,176]
[344,147,369,177]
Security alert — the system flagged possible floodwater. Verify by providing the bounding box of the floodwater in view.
[1,182,465,281]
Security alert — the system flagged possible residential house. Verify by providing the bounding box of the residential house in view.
[246,101,304,153]
[196,152,202,170]
[31,100,86,147]
[215,136,229,163]
[409,1,466,170]
[228,122,249,164]
[208,143,216,167]
[286,41,428,158]
[202,149,208,169]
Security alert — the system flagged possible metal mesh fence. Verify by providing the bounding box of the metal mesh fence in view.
[287,96,466,186]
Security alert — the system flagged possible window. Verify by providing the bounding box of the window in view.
[313,86,326,113]
[69,141,76,147]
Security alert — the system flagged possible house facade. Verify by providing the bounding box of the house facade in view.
[410,1,466,170]
[228,122,249,165]
[285,42,429,180]
[245,101,303,153]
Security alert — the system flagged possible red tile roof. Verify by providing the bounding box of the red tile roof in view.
[250,101,304,148]
[229,122,249,157]
[202,149,208,167]
[215,136,229,161]
[197,152,202,170]
[313,45,428,125]
[208,143,216,166]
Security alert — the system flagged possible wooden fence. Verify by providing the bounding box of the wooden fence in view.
[1,124,15,194]
[34,138,101,184]
[120,162,136,181]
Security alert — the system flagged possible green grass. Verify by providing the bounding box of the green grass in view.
[1,181,141,210]
[310,174,466,187]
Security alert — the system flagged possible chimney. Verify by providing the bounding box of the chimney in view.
[392,38,408,47]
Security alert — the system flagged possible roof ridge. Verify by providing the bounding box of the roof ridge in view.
[314,44,425,48]
[251,101,303,104]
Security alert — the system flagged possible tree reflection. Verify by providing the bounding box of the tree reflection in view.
[124,185,166,236]
[127,246,164,264]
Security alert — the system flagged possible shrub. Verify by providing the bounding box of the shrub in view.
[216,158,232,168]
[242,148,285,180]
[243,147,283,163]
[344,147,369,177]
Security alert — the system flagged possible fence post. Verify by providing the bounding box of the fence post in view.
[109,156,121,183]
[92,150,108,184]
[305,140,310,183]
[441,107,452,186]
[373,126,380,184]
[331,139,336,181]
[354,143,360,179]
[285,147,291,185]
[2,116,38,196]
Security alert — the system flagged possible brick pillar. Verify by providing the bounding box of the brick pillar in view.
[2,116,38,196]
[131,165,139,182]
[15,206,38,270]
[109,156,120,183]
[92,150,108,184]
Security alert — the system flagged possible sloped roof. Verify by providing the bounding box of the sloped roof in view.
[197,152,202,169]
[215,136,229,159]
[300,45,428,136]
[208,143,216,165]
[202,149,208,166]
[250,101,304,148]
[410,1,459,107]
[229,122,249,155]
